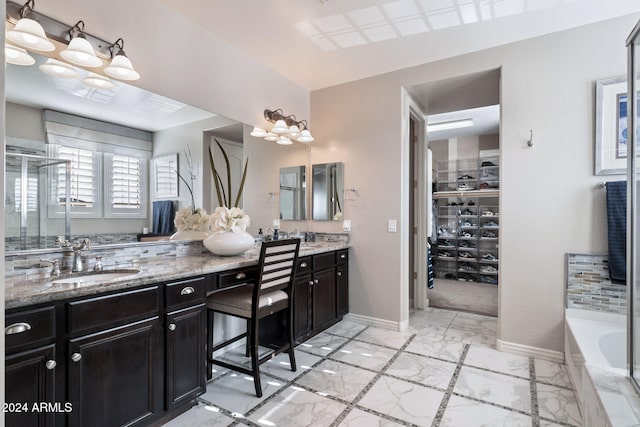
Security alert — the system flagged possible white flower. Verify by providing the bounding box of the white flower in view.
[211,206,250,233]
[174,206,211,232]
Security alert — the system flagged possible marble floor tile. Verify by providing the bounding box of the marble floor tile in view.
[464,346,530,378]
[354,326,415,349]
[325,320,368,338]
[538,421,566,427]
[444,327,496,348]
[298,333,349,357]
[406,322,449,336]
[329,340,398,371]
[385,352,456,390]
[162,403,234,427]
[409,308,457,328]
[534,359,573,388]
[259,350,322,381]
[200,372,284,416]
[295,359,377,402]
[338,408,406,426]
[358,375,444,426]
[536,383,582,426]
[454,366,531,413]
[440,395,532,427]
[247,386,347,427]
[404,333,466,362]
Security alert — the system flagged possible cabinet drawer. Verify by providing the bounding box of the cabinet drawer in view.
[5,306,56,351]
[165,276,206,309]
[67,286,160,335]
[336,249,348,265]
[218,267,257,290]
[313,252,335,271]
[296,256,312,276]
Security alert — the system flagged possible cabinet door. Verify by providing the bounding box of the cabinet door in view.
[294,274,312,342]
[67,317,162,427]
[5,344,56,427]
[312,268,337,332]
[336,265,349,317]
[166,304,206,410]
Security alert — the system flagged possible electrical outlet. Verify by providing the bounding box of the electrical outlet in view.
[343,219,351,232]
[388,219,397,233]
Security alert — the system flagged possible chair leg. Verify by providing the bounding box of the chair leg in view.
[250,317,262,398]
[287,306,297,372]
[245,318,251,357]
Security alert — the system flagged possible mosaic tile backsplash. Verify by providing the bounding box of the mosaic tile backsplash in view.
[566,253,626,314]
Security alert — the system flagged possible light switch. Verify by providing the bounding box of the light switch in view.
[388,219,397,233]
[343,219,351,232]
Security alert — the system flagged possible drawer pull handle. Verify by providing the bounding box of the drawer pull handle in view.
[71,353,82,363]
[314,279,319,284]
[180,286,195,295]
[45,360,57,370]
[235,272,246,280]
[300,262,308,268]
[309,280,314,286]
[5,322,31,335]
[337,272,342,277]
[340,254,347,259]
[168,323,176,331]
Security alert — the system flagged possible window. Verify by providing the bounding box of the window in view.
[104,153,147,218]
[14,176,38,212]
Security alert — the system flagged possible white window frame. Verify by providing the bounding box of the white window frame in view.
[104,153,148,218]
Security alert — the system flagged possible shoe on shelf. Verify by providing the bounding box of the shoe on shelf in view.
[481,232,497,239]
[461,208,474,215]
[480,265,498,273]
[480,275,498,284]
[481,253,497,261]
[460,231,474,238]
[458,241,475,248]
[459,252,475,259]
[481,161,497,167]
[483,221,499,228]
[468,201,476,206]
[440,251,454,258]
[458,174,475,180]
[481,209,495,216]
[457,183,475,191]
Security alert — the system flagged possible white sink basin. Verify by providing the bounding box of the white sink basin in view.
[51,269,140,286]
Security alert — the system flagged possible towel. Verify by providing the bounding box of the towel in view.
[606,181,626,285]
[152,200,175,234]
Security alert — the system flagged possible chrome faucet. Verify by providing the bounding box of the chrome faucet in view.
[56,236,92,272]
[40,259,61,276]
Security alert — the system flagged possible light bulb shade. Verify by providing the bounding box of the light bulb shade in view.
[7,18,55,52]
[83,72,116,90]
[250,127,268,137]
[264,132,279,142]
[276,136,293,145]
[104,53,140,81]
[296,129,314,143]
[288,124,300,138]
[5,44,35,66]
[271,119,289,134]
[39,58,78,78]
[60,37,103,68]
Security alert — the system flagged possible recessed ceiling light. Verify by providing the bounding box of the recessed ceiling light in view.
[427,118,474,132]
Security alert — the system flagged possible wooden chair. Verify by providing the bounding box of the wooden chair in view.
[206,239,300,397]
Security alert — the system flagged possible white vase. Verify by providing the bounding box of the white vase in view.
[170,229,211,241]
[204,231,255,256]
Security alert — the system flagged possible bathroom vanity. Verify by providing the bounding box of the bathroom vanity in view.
[4,242,349,427]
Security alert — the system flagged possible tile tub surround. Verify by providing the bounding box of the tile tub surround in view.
[565,308,640,426]
[566,253,626,314]
[4,238,349,309]
[165,308,582,427]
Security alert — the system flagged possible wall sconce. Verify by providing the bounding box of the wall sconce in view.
[5,0,142,89]
[251,108,315,144]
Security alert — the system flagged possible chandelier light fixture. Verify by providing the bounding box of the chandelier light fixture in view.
[5,0,142,91]
[250,108,315,145]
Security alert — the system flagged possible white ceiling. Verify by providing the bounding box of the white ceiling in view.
[159,0,640,90]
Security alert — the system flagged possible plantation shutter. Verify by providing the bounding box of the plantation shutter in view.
[57,146,95,208]
[111,155,142,209]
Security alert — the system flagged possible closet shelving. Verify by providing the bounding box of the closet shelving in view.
[433,156,500,284]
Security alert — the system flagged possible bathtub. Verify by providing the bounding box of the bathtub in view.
[565,308,640,426]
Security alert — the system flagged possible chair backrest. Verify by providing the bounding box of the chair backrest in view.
[254,239,300,300]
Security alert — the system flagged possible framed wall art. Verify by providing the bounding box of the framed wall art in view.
[595,76,628,175]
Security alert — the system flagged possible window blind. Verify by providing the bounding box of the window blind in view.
[57,146,95,208]
[110,155,142,209]
[14,177,38,212]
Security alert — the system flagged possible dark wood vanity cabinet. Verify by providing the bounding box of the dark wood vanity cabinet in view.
[293,249,349,343]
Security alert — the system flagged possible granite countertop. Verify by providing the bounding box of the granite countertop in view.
[5,241,349,310]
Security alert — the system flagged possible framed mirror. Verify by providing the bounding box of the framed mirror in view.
[312,162,344,221]
[279,165,306,220]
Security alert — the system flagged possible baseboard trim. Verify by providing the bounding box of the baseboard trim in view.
[343,313,404,331]
[497,339,564,363]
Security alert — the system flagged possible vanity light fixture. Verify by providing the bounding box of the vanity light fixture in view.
[6,0,55,52]
[83,72,115,90]
[426,118,474,133]
[60,21,103,68]
[39,58,78,78]
[104,38,140,81]
[251,108,315,144]
[5,43,35,65]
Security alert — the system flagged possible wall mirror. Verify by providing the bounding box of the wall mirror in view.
[5,52,242,252]
[312,162,344,221]
[279,165,306,220]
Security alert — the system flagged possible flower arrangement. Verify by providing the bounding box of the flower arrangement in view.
[209,138,249,208]
[174,206,211,232]
[211,206,250,233]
